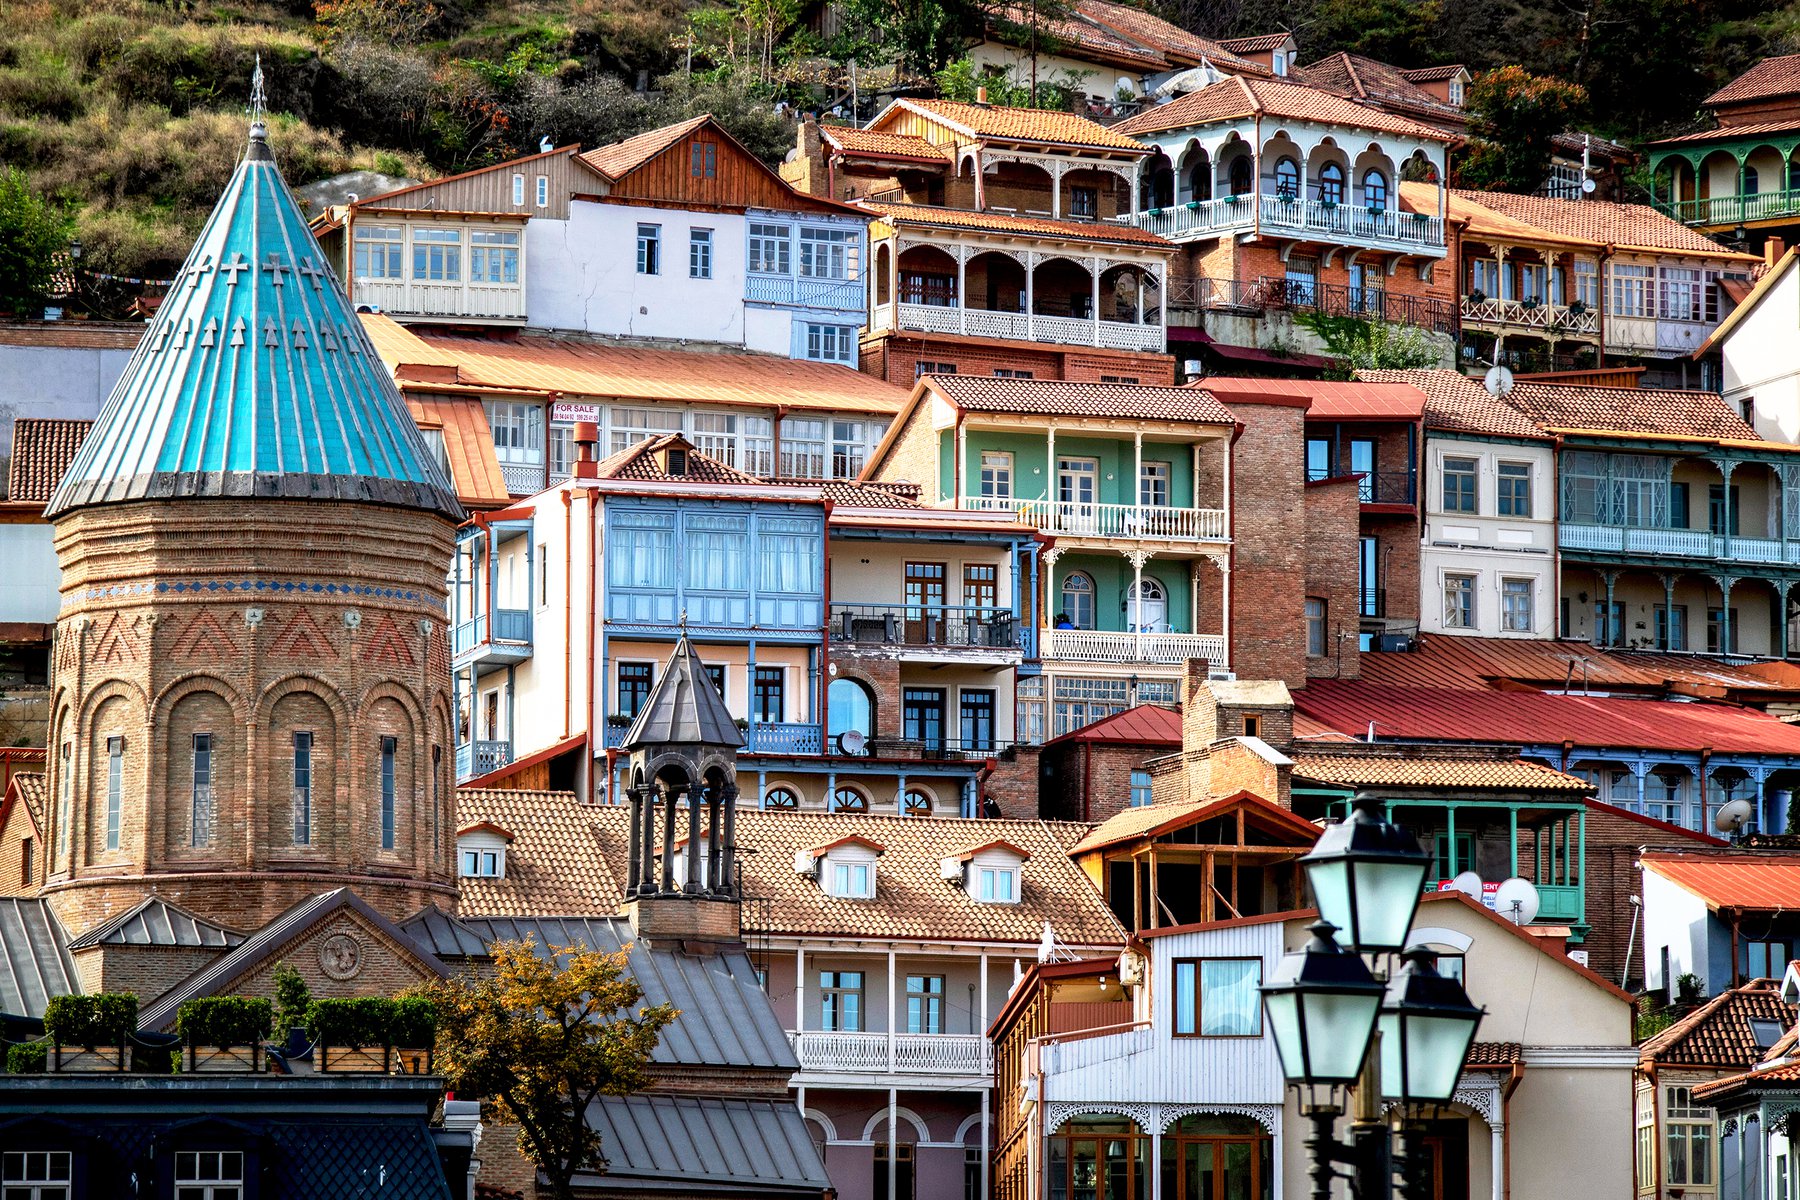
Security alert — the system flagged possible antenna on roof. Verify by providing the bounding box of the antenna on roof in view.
[249,54,267,132]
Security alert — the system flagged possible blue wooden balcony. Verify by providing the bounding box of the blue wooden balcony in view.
[452,609,532,668]
[456,739,514,782]
[603,722,823,755]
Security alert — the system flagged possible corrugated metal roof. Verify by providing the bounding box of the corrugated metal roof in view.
[1204,376,1427,420]
[1294,680,1800,756]
[137,888,448,1031]
[1358,633,1800,697]
[0,898,78,1018]
[65,895,245,950]
[575,1095,832,1194]
[1641,853,1800,912]
[451,914,797,1072]
[1043,703,1181,747]
[398,903,492,958]
[47,127,461,521]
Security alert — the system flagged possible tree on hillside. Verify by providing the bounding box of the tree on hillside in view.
[424,939,676,1200]
[1454,66,1586,193]
[0,169,72,317]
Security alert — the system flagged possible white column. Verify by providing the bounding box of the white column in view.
[889,236,901,329]
[1157,266,1167,334]
[795,945,806,1040]
[1052,161,1064,219]
[1150,1121,1163,1200]
[1131,160,1142,218]
[887,948,897,1073]
[1491,1118,1505,1200]
[957,248,969,335]
[980,1087,992,1200]
[888,1086,899,1200]
[1133,432,1144,516]
[1025,251,1036,340]
[1090,257,1102,346]
[956,423,969,506]
[1046,428,1057,505]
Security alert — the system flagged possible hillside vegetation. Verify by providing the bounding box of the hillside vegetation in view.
[6,0,1800,286]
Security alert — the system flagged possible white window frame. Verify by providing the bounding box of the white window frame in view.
[469,229,520,285]
[980,452,1014,499]
[636,223,661,276]
[690,228,713,280]
[977,865,1018,903]
[749,222,793,275]
[1443,574,1475,629]
[1500,577,1533,633]
[536,175,549,207]
[829,857,875,898]
[804,323,855,364]
[459,846,504,877]
[352,223,404,280]
[175,1150,245,1200]
[512,173,525,205]
[3,1150,71,1200]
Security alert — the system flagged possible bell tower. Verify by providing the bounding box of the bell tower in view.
[38,114,464,935]
[619,636,745,944]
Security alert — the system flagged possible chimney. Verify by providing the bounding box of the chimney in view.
[800,112,821,160]
[1768,236,1785,268]
[976,85,989,106]
[573,421,599,478]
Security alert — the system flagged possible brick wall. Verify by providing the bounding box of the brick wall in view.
[1039,740,1172,823]
[863,334,1175,389]
[1205,739,1287,808]
[1220,396,1308,685]
[72,943,220,997]
[1304,476,1363,681]
[0,793,38,898]
[866,392,941,495]
[983,742,1040,818]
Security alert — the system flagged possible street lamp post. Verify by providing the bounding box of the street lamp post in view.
[1262,794,1485,1200]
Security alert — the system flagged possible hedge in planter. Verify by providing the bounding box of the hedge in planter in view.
[44,993,137,1072]
[177,997,273,1073]
[308,998,395,1072]
[6,1042,45,1074]
[389,997,438,1075]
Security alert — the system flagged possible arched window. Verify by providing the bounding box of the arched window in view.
[1362,169,1389,210]
[831,786,868,813]
[1126,577,1168,632]
[1060,572,1096,630]
[1188,154,1212,202]
[1744,163,1761,193]
[1160,1115,1272,1200]
[1317,162,1345,204]
[764,786,799,809]
[828,678,874,743]
[1273,157,1299,200]
[1048,1117,1147,1200]
[1228,157,1253,196]
[902,789,932,816]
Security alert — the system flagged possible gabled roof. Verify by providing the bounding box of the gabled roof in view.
[820,126,949,162]
[1400,64,1468,84]
[1640,978,1796,1069]
[1355,368,1551,440]
[1116,74,1454,142]
[925,375,1236,423]
[855,199,1173,247]
[1641,852,1800,913]
[1445,189,1758,261]
[7,419,90,505]
[989,3,1171,73]
[3,772,45,833]
[579,116,713,181]
[46,127,462,522]
[1301,52,1463,124]
[1072,0,1269,74]
[1698,246,1799,355]
[808,833,887,856]
[1290,749,1590,792]
[950,838,1032,862]
[622,635,746,752]
[885,99,1151,154]
[1705,54,1800,107]
[0,898,77,1018]
[1218,32,1295,54]
[137,888,449,1032]
[1504,379,1758,441]
[1042,703,1181,747]
[594,433,764,486]
[65,895,245,951]
[1069,789,1323,856]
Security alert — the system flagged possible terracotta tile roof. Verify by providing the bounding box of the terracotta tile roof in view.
[594,433,766,485]
[818,480,922,508]
[1218,32,1293,54]
[1640,979,1796,1068]
[929,375,1235,423]
[7,773,44,831]
[1300,52,1463,124]
[579,116,712,181]
[1464,1041,1523,1066]
[1705,55,1800,108]
[1694,1058,1800,1101]
[0,323,145,351]
[1355,368,1549,440]
[403,333,910,415]
[1116,75,1454,142]
[1293,679,1800,757]
[1504,379,1758,440]
[992,5,1170,71]
[820,126,949,161]
[1042,704,1181,747]
[1446,189,1757,259]
[1653,118,1800,146]
[455,790,1126,946]
[1641,852,1800,912]
[7,418,91,504]
[1202,375,1427,420]
[404,395,510,509]
[1073,0,1268,73]
[1289,750,1591,792]
[893,99,1151,153]
[1551,129,1631,158]
[1071,790,1323,855]
[1401,64,1467,84]
[857,199,1173,247]
[454,789,625,916]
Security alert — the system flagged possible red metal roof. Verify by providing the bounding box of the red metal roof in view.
[1359,635,1800,699]
[1293,680,1800,756]
[1203,376,1426,420]
[1641,852,1800,912]
[1043,704,1182,747]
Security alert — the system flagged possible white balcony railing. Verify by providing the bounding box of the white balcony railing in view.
[1460,296,1599,336]
[1127,194,1447,254]
[789,1030,992,1076]
[500,460,548,496]
[1043,628,1227,665]
[963,496,1227,541]
[872,303,1164,352]
[1560,523,1800,565]
[354,277,526,322]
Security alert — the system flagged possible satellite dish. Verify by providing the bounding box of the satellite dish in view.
[1494,877,1541,926]
[837,729,867,756]
[1484,364,1515,399]
[1581,177,1597,195]
[1715,797,1756,833]
[1448,871,1484,901]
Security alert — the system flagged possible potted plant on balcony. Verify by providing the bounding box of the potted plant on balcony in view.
[1468,289,1486,304]
[1520,297,1540,311]
[5,1042,45,1075]
[1568,299,1588,316]
[177,996,272,1073]
[605,713,632,729]
[45,993,136,1073]
[388,997,438,1076]
[1320,197,1338,211]
[308,998,394,1073]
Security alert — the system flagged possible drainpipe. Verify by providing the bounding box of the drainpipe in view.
[1596,244,1616,367]
[575,422,600,804]
[1226,420,1245,671]
[561,489,573,740]
[1502,1059,1525,1200]
[821,498,834,751]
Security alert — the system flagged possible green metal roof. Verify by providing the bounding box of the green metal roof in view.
[46,125,461,521]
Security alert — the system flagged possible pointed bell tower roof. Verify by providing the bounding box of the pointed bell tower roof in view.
[46,119,461,521]
[622,636,745,753]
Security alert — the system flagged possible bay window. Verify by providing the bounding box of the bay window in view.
[469,230,520,284]
[352,224,404,279]
[800,227,858,279]
[412,229,461,282]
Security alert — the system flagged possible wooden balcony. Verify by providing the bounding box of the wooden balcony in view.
[871,302,1164,352]
[962,496,1227,542]
[1131,194,1446,257]
[1655,188,1800,228]
[1460,296,1599,338]
[789,1030,992,1077]
[452,609,532,668]
[353,277,526,324]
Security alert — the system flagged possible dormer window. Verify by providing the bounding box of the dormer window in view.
[456,821,513,879]
[944,838,1031,904]
[1272,50,1288,76]
[803,835,884,898]
[833,860,873,898]
[978,865,1017,902]
[1449,79,1464,106]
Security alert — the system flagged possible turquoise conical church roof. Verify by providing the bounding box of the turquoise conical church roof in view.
[46,124,462,521]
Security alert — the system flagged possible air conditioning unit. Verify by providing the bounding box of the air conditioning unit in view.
[939,857,966,885]
[1376,634,1415,653]
[793,850,819,878]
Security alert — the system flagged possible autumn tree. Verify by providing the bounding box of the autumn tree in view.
[1455,66,1587,194]
[423,940,677,1200]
